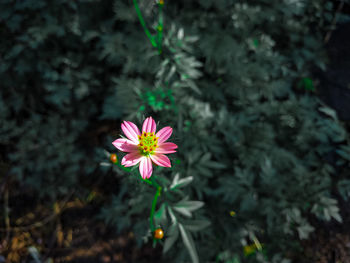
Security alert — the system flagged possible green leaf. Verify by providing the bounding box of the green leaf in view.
[205,161,226,169]
[336,145,350,161]
[338,180,350,201]
[165,64,176,82]
[163,223,179,254]
[297,77,315,92]
[173,206,192,217]
[311,197,342,223]
[296,223,315,239]
[172,198,204,218]
[179,223,199,263]
[318,106,338,120]
[183,219,211,232]
[154,203,167,226]
[170,173,193,190]
[167,206,177,224]
[240,194,257,212]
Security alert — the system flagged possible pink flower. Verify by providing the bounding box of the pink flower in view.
[112,117,178,179]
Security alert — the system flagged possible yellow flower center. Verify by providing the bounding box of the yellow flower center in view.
[138,132,158,155]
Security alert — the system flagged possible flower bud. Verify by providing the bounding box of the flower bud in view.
[110,153,118,164]
[154,228,164,239]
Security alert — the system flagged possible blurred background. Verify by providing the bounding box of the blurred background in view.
[1,0,350,262]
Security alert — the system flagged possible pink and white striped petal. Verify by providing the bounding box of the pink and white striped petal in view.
[121,121,141,144]
[112,138,138,152]
[155,142,178,154]
[139,157,153,179]
[142,117,157,134]
[121,151,143,167]
[156,127,173,144]
[150,153,171,168]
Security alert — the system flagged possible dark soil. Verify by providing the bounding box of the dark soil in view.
[0,186,162,263]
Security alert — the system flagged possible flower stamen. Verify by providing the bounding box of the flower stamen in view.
[139,132,158,155]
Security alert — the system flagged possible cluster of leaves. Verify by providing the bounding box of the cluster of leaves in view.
[2,0,350,262]
[0,0,131,198]
[106,0,350,262]
[100,156,210,263]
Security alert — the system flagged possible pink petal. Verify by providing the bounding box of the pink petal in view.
[121,151,143,167]
[156,127,173,144]
[155,142,178,154]
[121,121,141,144]
[150,153,171,168]
[112,138,138,152]
[142,117,156,134]
[139,157,153,179]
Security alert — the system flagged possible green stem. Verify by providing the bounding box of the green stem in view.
[143,178,153,186]
[149,177,162,232]
[133,0,157,48]
[116,162,131,172]
[150,174,161,188]
[114,157,162,233]
[115,161,155,187]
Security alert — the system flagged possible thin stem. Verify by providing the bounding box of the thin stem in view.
[133,0,157,48]
[143,178,153,186]
[115,161,132,172]
[149,177,162,232]
[150,174,161,188]
[114,161,155,187]
[120,165,131,172]
[114,157,163,233]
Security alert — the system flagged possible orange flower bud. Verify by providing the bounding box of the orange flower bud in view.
[154,228,164,239]
[110,153,118,163]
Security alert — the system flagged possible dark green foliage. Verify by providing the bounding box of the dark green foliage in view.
[0,0,124,198]
[2,0,350,262]
[106,0,350,262]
